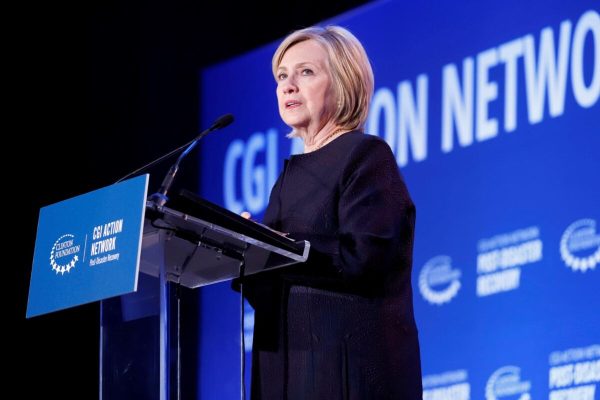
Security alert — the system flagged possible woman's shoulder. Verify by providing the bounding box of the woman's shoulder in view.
[332,131,392,155]
[336,131,395,161]
[338,130,387,146]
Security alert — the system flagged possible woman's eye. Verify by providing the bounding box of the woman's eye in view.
[277,73,287,81]
[301,69,314,75]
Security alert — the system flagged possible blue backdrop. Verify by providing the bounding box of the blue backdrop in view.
[198,1,599,398]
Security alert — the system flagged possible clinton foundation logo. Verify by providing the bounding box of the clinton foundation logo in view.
[560,219,600,272]
[485,366,531,400]
[418,255,461,305]
[50,234,81,275]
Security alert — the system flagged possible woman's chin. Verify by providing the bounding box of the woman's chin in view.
[284,121,308,132]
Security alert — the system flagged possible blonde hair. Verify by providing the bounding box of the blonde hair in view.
[272,26,374,133]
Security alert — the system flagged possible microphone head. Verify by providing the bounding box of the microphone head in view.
[210,113,234,130]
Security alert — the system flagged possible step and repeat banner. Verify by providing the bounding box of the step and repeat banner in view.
[197,1,599,398]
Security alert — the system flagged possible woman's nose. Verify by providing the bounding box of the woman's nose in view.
[281,78,298,94]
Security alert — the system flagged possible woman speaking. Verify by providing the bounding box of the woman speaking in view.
[241,25,422,399]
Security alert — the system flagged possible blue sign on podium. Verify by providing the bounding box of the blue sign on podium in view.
[27,175,149,318]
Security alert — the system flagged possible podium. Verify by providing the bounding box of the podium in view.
[101,192,309,399]
[27,176,309,399]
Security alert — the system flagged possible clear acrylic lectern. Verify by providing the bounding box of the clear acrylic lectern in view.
[100,190,309,399]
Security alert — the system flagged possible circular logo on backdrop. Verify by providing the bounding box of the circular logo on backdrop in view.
[485,366,531,400]
[50,234,81,275]
[560,219,600,272]
[419,255,461,305]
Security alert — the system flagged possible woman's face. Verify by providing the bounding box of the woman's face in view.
[276,39,336,133]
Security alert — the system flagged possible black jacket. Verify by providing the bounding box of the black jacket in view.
[242,131,422,400]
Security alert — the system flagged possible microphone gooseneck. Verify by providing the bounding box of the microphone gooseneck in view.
[147,113,234,206]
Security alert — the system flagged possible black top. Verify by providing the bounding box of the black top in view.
[242,131,422,400]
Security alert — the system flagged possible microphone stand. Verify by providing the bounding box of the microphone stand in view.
[148,114,234,207]
[148,134,201,207]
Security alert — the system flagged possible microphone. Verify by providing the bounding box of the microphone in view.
[115,114,234,185]
[115,114,233,206]
[206,113,234,132]
[147,113,234,206]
